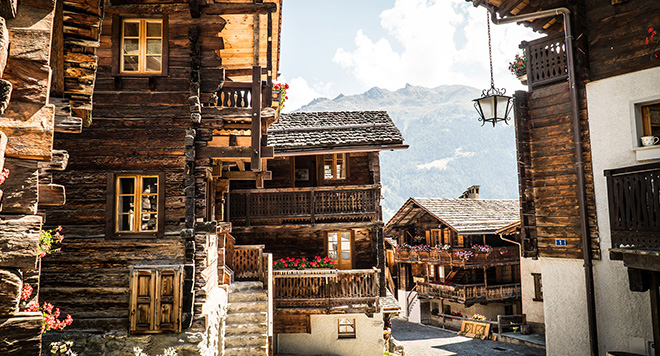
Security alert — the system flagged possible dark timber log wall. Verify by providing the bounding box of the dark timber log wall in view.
[42,3,221,332]
[516,81,599,260]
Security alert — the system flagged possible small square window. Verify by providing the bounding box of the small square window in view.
[112,15,168,77]
[338,318,356,339]
[324,153,347,180]
[641,104,660,143]
[107,172,164,238]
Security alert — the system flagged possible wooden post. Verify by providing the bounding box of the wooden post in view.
[651,272,660,356]
[251,65,262,171]
[310,188,315,225]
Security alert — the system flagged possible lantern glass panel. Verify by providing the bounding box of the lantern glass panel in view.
[477,95,495,121]
[495,95,511,120]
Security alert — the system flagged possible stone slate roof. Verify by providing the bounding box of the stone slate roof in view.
[389,198,520,235]
[267,111,404,152]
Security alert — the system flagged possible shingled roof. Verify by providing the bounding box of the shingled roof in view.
[387,197,520,235]
[267,111,405,153]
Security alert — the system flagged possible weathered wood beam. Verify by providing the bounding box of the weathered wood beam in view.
[0,215,41,269]
[221,170,271,181]
[201,2,277,15]
[1,158,38,214]
[198,145,274,160]
[0,103,55,160]
[37,150,68,171]
[54,114,82,133]
[0,313,43,355]
[38,183,65,206]
[0,269,21,315]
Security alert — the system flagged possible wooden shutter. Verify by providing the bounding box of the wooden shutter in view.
[425,230,430,245]
[155,268,181,331]
[130,269,156,333]
[130,266,182,334]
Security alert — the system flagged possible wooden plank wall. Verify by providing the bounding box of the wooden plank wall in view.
[518,82,599,259]
[232,228,377,270]
[585,0,660,81]
[41,3,223,332]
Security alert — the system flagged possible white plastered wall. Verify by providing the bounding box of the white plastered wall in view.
[582,66,659,356]
[520,257,544,329]
[277,312,384,356]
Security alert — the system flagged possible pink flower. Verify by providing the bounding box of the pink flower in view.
[21,283,33,301]
[39,251,46,258]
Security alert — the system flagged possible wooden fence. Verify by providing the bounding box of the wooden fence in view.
[230,185,380,226]
[395,246,519,267]
[417,282,521,304]
[233,245,265,282]
[272,268,379,308]
[605,162,660,249]
[523,33,568,89]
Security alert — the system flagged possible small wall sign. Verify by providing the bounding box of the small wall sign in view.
[555,239,567,247]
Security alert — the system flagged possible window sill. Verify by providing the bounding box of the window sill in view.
[532,298,543,302]
[633,145,660,161]
[338,335,356,339]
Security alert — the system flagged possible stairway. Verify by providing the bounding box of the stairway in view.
[446,269,467,283]
[225,281,269,356]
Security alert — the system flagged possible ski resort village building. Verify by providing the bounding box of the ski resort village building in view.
[0,0,409,353]
[466,1,660,355]
[384,188,534,333]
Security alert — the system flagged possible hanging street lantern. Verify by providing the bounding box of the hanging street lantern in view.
[473,11,512,127]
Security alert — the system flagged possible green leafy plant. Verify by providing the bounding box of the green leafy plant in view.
[39,226,64,258]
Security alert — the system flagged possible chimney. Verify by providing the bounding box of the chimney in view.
[459,185,480,199]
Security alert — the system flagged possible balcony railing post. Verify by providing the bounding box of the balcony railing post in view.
[310,188,315,225]
[251,65,263,171]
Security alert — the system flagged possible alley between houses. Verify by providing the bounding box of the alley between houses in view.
[390,318,546,356]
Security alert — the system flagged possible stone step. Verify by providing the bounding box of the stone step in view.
[226,312,267,326]
[225,334,268,348]
[225,322,268,336]
[228,290,268,303]
[229,281,264,292]
[228,301,268,313]
[225,346,268,356]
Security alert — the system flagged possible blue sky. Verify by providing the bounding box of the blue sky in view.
[278,0,540,111]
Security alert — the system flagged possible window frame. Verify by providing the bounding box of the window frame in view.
[106,172,165,239]
[112,14,169,77]
[323,153,348,181]
[641,103,660,139]
[532,273,543,302]
[325,230,354,270]
[337,318,356,339]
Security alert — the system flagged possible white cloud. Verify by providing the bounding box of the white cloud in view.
[333,0,540,93]
[279,76,335,112]
[416,147,475,170]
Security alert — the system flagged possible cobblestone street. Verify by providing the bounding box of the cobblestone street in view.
[391,319,546,356]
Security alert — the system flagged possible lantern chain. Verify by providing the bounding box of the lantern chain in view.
[487,10,494,90]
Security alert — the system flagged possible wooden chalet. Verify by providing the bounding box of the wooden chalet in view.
[465,1,660,355]
[385,188,521,328]
[32,0,296,355]
[227,110,407,356]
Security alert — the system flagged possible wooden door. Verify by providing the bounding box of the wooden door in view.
[328,231,352,270]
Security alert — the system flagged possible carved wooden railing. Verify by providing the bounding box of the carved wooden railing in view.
[272,268,379,309]
[230,185,380,226]
[417,282,521,304]
[522,33,568,89]
[605,162,660,249]
[233,245,265,281]
[395,246,519,267]
[217,81,273,109]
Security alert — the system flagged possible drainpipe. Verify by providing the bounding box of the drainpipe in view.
[489,7,599,356]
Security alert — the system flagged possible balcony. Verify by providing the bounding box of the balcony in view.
[605,162,660,250]
[394,246,520,267]
[273,268,379,311]
[417,282,521,304]
[229,184,381,226]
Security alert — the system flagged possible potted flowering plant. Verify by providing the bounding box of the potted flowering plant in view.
[395,243,411,260]
[411,244,431,260]
[272,83,289,110]
[272,256,334,270]
[646,27,660,59]
[508,52,527,84]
